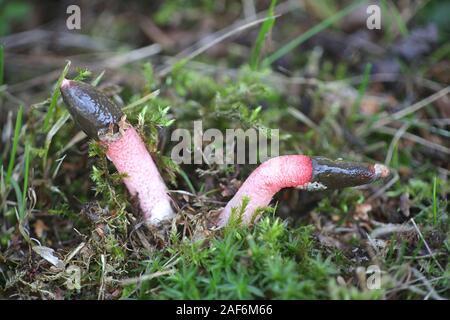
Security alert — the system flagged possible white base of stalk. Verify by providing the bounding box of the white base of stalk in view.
[145,200,175,225]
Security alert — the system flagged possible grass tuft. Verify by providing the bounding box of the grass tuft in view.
[0,44,4,86]
[6,105,23,185]
[42,60,71,132]
[263,0,367,67]
[249,0,277,70]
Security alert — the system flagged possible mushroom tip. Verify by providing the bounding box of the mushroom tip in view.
[61,78,72,90]
[373,163,390,179]
[310,157,391,189]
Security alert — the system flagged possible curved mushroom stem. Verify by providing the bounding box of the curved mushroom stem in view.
[217,156,389,227]
[61,79,174,225]
[104,125,174,224]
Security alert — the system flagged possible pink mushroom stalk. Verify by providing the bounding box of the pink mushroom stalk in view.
[217,155,390,227]
[60,79,174,225]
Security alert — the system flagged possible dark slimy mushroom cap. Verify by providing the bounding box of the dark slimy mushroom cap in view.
[311,157,390,189]
[60,79,123,139]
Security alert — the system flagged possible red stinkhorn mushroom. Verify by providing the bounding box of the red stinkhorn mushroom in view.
[59,79,389,229]
[60,79,174,225]
[217,155,390,227]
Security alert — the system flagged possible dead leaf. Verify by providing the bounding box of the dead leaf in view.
[32,246,65,269]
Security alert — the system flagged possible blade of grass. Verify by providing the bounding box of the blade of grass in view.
[43,60,71,132]
[382,0,408,36]
[91,70,105,86]
[43,111,70,169]
[9,141,31,223]
[410,218,444,272]
[1,166,4,196]
[249,0,277,70]
[10,179,24,220]
[22,141,31,209]
[10,175,31,243]
[0,44,4,86]
[432,176,437,225]
[379,0,391,41]
[6,105,24,185]
[350,62,372,123]
[371,86,450,130]
[262,0,366,67]
[391,5,408,36]
[159,15,277,77]
[123,89,160,111]
[178,168,196,195]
